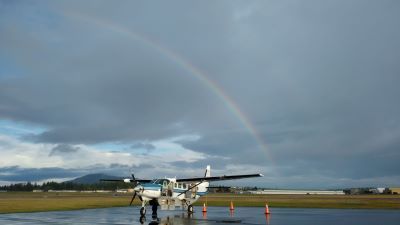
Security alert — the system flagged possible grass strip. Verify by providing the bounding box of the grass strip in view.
[1,192,399,214]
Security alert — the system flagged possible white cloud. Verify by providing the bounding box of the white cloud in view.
[0,134,206,170]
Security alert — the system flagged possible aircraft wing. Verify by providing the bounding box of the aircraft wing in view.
[100,178,152,183]
[176,173,263,182]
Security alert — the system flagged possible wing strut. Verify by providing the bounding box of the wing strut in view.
[177,181,205,197]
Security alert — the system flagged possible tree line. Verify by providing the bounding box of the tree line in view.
[0,181,132,192]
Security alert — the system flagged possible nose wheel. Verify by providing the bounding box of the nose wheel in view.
[140,207,146,216]
[187,205,194,213]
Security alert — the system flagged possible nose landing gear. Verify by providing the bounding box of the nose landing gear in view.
[139,215,146,224]
[187,205,194,213]
[140,207,146,216]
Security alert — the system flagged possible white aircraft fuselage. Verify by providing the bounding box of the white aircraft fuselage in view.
[133,178,209,202]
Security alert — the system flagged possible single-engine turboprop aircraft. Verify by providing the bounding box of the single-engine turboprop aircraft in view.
[101,165,263,216]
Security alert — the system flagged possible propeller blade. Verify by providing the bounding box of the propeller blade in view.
[129,192,136,206]
[130,174,139,187]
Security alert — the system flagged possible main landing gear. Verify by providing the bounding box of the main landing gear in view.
[140,199,159,216]
[152,203,158,215]
[140,200,160,224]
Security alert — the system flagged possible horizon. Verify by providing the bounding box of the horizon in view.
[0,172,397,190]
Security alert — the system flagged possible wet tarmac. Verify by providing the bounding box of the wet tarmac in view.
[0,206,399,225]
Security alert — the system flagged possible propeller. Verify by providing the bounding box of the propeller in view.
[131,174,138,186]
[129,173,142,206]
[100,172,144,206]
[129,192,137,206]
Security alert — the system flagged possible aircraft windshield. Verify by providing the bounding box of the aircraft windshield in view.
[151,179,170,185]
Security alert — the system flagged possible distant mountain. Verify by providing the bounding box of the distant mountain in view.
[69,173,121,184]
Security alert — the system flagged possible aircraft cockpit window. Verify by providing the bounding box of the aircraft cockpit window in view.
[152,179,170,187]
[151,179,170,185]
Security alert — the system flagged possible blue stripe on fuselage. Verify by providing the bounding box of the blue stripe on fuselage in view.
[173,189,186,193]
[172,189,208,196]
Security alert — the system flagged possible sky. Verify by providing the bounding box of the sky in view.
[0,0,400,189]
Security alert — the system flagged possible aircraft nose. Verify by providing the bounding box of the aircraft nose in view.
[133,185,143,192]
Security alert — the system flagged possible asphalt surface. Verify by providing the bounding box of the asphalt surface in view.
[0,206,399,225]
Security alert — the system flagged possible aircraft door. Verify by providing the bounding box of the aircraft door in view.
[162,180,173,197]
[190,183,197,199]
[168,182,174,197]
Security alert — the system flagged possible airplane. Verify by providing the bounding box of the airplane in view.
[101,165,263,216]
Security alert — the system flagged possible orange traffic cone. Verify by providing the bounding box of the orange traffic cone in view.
[202,203,207,212]
[230,201,234,211]
[265,203,270,214]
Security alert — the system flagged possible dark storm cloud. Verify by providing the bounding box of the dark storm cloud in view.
[0,164,157,182]
[49,144,80,156]
[0,166,82,182]
[1,0,400,187]
[130,143,156,151]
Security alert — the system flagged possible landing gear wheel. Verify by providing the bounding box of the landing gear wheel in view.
[140,207,146,216]
[188,205,194,213]
[152,204,158,215]
[139,216,146,224]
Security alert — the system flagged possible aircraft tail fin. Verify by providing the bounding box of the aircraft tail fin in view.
[198,165,211,192]
[204,165,211,178]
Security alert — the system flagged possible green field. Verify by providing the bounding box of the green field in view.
[197,193,400,209]
[0,192,399,214]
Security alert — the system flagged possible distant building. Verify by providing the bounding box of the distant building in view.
[390,187,400,194]
[95,190,112,193]
[48,190,78,193]
[344,187,394,195]
[369,188,387,194]
[247,189,345,195]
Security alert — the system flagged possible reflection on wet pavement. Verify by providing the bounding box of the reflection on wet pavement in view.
[0,206,399,225]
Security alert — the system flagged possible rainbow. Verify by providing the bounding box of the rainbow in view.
[66,12,272,165]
